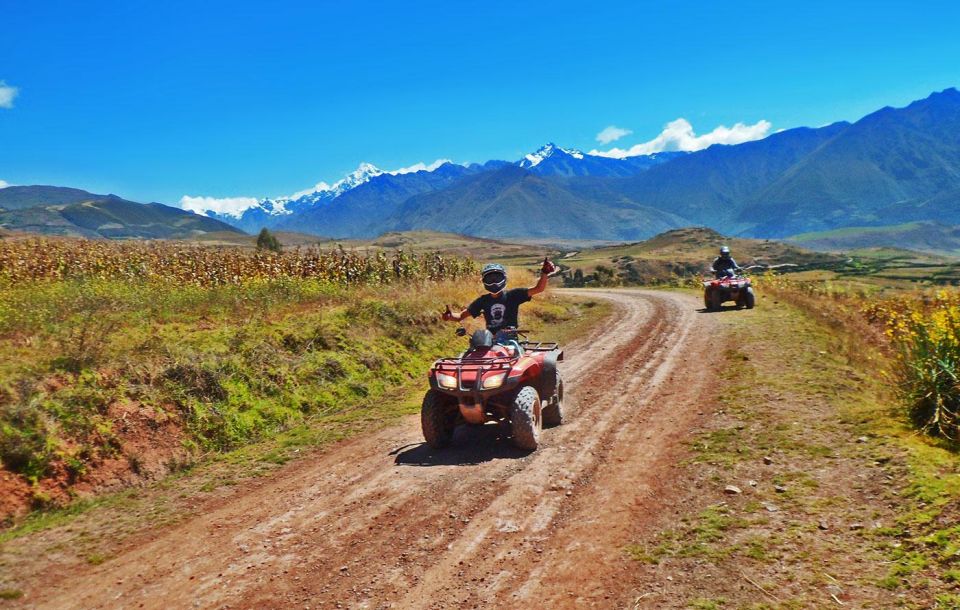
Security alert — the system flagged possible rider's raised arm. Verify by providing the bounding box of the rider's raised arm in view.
[528,257,556,296]
[528,271,550,296]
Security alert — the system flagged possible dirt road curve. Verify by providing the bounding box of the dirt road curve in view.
[30,289,719,609]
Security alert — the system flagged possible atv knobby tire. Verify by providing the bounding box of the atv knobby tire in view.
[510,385,542,450]
[542,372,564,427]
[421,389,458,449]
[709,291,722,311]
[744,287,756,309]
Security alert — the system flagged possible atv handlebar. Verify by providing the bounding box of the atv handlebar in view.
[454,326,529,339]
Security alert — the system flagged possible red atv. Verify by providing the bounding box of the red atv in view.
[421,327,564,451]
[703,270,755,311]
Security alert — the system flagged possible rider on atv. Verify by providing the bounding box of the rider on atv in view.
[711,246,740,279]
[441,258,557,343]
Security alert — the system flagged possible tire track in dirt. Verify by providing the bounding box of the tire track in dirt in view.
[24,289,716,610]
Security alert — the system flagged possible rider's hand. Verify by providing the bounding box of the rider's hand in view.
[441,305,455,322]
[541,257,557,276]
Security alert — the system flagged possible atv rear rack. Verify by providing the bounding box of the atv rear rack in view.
[519,341,559,352]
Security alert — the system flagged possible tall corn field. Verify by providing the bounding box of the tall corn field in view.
[0,238,475,286]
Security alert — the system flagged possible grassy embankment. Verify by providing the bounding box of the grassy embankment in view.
[624,278,960,608]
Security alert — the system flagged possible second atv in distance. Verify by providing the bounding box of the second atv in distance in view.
[421,327,564,451]
[703,269,756,311]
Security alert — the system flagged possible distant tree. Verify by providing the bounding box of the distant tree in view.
[256,228,282,253]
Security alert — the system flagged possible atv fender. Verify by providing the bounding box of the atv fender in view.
[507,355,542,390]
[538,349,563,402]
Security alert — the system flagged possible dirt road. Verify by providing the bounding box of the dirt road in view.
[26,289,720,609]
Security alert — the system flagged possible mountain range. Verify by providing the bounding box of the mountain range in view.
[0,186,240,239]
[199,88,960,241]
[4,88,960,244]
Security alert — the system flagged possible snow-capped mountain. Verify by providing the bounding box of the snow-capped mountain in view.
[196,144,686,234]
[267,163,386,214]
[202,163,395,233]
[518,143,585,168]
[515,143,685,177]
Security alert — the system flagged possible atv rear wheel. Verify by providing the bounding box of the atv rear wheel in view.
[709,291,723,311]
[542,372,564,427]
[744,287,756,309]
[510,385,542,450]
[421,389,458,449]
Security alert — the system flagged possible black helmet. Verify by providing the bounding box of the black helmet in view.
[469,329,494,350]
[481,263,507,293]
[719,246,731,257]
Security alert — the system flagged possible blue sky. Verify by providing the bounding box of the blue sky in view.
[1,0,959,206]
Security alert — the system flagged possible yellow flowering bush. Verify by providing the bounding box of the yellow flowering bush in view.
[762,273,960,442]
[869,291,960,440]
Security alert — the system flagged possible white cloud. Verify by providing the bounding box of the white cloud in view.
[389,158,452,175]
[0,81,19,109]
[595,125,632,145]
[179,195,260,218]
[287,181,332,200]
[0,180,10,189]
[589,118,772,158]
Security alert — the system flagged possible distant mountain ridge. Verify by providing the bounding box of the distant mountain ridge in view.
[191,88,960,243]
[199,145,685,235]
[0,186,241,239]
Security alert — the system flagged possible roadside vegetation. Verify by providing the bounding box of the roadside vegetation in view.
[625,272,960,607]
[0,238,485,522]
[0,238,604,599]
[759,277,960,605]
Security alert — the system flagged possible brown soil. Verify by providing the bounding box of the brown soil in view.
[5,289,723,609]
[1,400,192,520]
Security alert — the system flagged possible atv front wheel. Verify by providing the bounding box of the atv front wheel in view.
[542,372,564,427]
[744,287,756,309]
[421,390,458,449]
[510,385,542,450]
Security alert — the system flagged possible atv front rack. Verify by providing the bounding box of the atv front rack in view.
[433,355,516,371]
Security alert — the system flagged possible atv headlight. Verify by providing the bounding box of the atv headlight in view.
[436,372,458,389]
[482,373,507,389]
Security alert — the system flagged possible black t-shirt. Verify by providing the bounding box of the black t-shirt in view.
[712,256,738,272]
[467,288,531,331]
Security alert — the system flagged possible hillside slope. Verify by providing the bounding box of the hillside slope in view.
[744,88,960,235]
[606,122,850,232]
[0,187,242,238]
[386,165,685,240]
[788,221,960,255]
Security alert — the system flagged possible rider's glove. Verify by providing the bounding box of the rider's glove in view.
[441,305,455,321]
[540,257,557,275]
